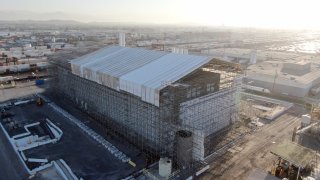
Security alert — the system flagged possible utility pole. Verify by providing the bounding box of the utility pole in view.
[272,69,278,92]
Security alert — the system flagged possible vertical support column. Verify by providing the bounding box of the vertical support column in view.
[296,167,300,180]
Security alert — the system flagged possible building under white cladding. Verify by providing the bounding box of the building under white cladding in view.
[50,46,242,165]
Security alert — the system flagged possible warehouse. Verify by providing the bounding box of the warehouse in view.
[245,61,320,97]
[49,46,242,167]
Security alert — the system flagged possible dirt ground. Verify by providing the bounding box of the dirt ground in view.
[199,105,306,180]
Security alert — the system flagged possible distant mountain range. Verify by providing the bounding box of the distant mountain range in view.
[0,10,202,27]
[0,10,87,22]
[0,19,166,28]
[0,19,84,26]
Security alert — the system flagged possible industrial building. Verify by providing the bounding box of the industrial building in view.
[245,60,320,97]
[49,46,242,168]
[202,48,257,65]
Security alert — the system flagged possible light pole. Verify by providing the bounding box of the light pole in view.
[272,69,278,92]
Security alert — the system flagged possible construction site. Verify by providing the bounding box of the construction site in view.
[0,95,147,179]
[1,9,320,179]
[1,43,319,179]
[45,45,244,178]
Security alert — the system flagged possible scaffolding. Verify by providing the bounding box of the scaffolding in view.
[171,60,243,162]
[48,53,244,177]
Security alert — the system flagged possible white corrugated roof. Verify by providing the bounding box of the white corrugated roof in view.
[70,46,210,106]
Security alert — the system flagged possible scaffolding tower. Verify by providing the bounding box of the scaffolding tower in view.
[48,51,244,177]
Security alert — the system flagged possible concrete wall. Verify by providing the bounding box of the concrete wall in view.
[282,62,311,76]
[0,123,29,179]
[246,77,309,97]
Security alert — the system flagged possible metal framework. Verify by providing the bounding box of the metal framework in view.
[48,55,244,177]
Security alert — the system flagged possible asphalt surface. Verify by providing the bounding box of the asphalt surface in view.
[8,102,143,180]
[0,83,146,180]
[0,83,46,102]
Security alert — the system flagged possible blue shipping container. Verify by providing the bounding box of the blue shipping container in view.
[35,79,45,85]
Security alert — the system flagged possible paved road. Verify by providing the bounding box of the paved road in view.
[199,112,302,180]
[0,83,46,102]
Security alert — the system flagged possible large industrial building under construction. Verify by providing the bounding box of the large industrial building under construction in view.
[49,46,242,168]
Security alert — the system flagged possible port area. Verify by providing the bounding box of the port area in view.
[0,96,147,179]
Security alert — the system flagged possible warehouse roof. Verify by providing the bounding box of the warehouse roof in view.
[270,141,315,168]
[247,61,320,86]
[70,46,210,106]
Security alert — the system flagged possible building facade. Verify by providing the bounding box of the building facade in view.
[50,46,241,164]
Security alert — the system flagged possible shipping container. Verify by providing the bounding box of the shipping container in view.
[35,79,45,86]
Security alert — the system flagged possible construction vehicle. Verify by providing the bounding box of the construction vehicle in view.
[36,97,44,106]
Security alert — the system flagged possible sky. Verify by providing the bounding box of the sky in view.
[1,0,319,29]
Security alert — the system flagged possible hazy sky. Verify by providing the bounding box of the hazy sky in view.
[1,0,319,28]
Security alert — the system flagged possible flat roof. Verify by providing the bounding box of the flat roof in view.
[270,141,315,167]
[206,48,315,62]
[291,61,310,65]
[247,61,320,85]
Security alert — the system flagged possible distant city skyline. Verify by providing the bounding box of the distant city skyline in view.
[1,0,319,29]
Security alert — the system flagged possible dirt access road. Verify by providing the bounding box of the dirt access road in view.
[199,107,304,180]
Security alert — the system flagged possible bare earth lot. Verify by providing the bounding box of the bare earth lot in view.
[199,106,305,180]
